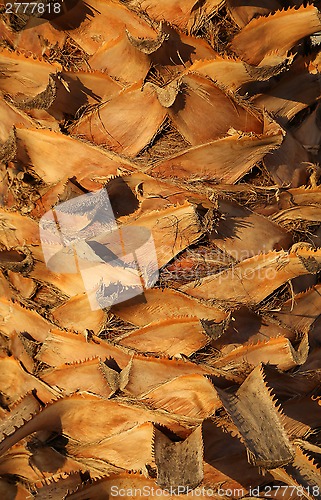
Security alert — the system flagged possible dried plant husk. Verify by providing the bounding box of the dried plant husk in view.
[230,5,321,66]
[150,127,284,183]
[181,248,321,305]
[2,0,321,495]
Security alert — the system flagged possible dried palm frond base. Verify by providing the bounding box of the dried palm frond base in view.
[2,0,321,498]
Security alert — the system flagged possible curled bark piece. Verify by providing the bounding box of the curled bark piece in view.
[150,127,284,183]
[68,422,155,473]
[117,202,202,268]
[275,186,321,210]
[111,288,227,326]
[142,374,220,419]
[117,317,211,357]
[181,248,321,305]
[211,198,292,261]
[0,355,57,406]
[88,32,151,84]
[15,75,56,111]
[123,355,209,397]
[36,329,130,368]
[0,298,58,342]
[212,307,294,355]
[243,56,293,81]
[218,365,294,468]
[0,208,40,247]
[126,25,167,54]
[71,3,172,81]
[272,205,321,224]
[169,73,263,145]
[52,293,107,334]
[253,59,321,125]
[15,126,136,185]
[230,5,321,66]
[153,426,203,492]
[212,335,309,371]
[64,0,158,55]
[0,48,61,101]
[11,16,67,57]
[188,57,252,91]
[70,82,166,157]
[39,358,114,398]
[0,394,183,456]
[101,359,133,394]
[272,284,321,335]
[124,0,203,29]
